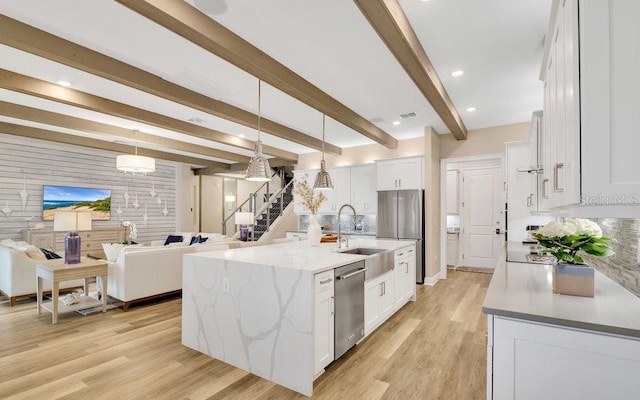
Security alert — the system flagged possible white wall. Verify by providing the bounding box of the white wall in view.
[200,175,223,233]
[0,133,177,244]
[175,164,198,234]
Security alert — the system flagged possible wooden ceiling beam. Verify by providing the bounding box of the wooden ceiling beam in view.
[0,121,230,169]
[354,0,468,140]
[0,101,251,164]
[0,69,298,161]
[0,15,340,156]
[116,0,399,149]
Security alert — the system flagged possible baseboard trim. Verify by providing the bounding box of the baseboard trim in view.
[423,274,439,286]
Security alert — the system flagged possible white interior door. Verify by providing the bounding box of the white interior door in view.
[461,167,503,268]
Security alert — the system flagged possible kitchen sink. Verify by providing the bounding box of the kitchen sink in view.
[339,247,386,256]
[338,247,394,280]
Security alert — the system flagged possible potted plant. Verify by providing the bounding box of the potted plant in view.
[533,218,613,297]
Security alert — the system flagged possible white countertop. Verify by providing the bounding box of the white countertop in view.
[483,254,640,338]
[186,238,415,274]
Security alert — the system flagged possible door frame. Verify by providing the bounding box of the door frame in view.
[439,153,504,279]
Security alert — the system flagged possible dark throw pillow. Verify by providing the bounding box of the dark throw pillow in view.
[189,235,201,245]
[40,248,61,260]
[199,236,209,243]
[164,235,184,246]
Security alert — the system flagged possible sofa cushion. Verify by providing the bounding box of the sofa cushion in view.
[189,235,201,245]
[164,235,183,246]
[19,245,47,261]
[102,243,124,262]
[1,238,15,248]
[40,248,62,260]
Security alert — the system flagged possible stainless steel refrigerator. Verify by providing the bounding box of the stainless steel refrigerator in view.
[377,190,425,283]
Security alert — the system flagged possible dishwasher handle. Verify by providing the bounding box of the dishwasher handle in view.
[336,267,367,280]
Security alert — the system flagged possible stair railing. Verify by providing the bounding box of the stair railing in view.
[252,178,294,237]
[221,170,284,236]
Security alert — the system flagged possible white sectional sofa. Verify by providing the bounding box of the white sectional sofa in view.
[104,241,229,311]
[0,242,83,306]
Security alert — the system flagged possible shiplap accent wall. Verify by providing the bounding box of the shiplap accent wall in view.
[0,133,177,244]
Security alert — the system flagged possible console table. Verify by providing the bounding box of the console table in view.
[36,258,108,324]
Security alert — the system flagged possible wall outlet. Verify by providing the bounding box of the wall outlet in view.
[223,278,230,293]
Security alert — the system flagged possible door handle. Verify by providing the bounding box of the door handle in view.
[526,196,531,207]
[405,262,409,273]
[337,268,367,280]
[331,296,335,315]
[542,178,550,199]
[380,282,384,296]
[554,163,565,192]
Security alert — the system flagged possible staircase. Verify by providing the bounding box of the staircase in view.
[252,182,294,240]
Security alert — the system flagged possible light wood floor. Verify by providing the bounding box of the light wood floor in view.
[0,270,492,399]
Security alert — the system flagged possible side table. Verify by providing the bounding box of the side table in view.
[36,258,108,324]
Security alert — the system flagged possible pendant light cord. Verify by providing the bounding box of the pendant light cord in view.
[322,114,325,160]
[257,79,262,143]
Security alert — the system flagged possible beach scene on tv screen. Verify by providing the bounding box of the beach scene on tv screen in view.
[43,186,111,220]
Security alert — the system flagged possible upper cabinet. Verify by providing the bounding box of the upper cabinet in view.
[293,164,376,215]
[319,167,351,214]
[542,0,640,212]
[350,164,377,215]
[376,157,423,191]
[446,170,459,215]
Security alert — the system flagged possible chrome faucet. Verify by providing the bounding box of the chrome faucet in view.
[337,203,356,249]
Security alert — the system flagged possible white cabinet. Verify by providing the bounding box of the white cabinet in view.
[376,157,423,191]
[446,170,459,214]
[319,167,351,214]
[488,315,640,400]
[22,227,125,255]
[364,270,394,337]
[506,141,533,223]
[314,270,334,376]
[293,169,316,214]
[542,0,640,211]
[446,233,459,267]
[350,164,377,215]
[394,245,416,309]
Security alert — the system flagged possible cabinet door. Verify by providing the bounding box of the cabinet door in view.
[580,0,640,206]
[376,161,398,191]
[446,170,459,214]
[446,235,458,267]
[351,165,377,215]
[364,278,382,337]
[506,141,532,223]
[314,285,334,375]
[493,316,640,400]
[379,273,395,320]
[397,158,423,190]
[24,231,54,249]
[394,251,409,309]
[320,167,350,213]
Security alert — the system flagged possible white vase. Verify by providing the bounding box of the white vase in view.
[307,215,322,246]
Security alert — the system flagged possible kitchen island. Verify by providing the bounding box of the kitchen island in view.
[483,253,640,399]
[182,238,416,396]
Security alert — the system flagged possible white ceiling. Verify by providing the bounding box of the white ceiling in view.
[0,0,552,165]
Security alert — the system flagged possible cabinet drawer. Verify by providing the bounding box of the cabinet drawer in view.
[314,271,334,293]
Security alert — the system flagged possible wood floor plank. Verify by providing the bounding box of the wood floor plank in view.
[0,270,491,399]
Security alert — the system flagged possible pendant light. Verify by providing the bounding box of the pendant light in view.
[245,79,272,182]
[116,130,155,174]
[313,114,333,190]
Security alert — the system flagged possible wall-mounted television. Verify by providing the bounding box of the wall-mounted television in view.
[43,185,111,221]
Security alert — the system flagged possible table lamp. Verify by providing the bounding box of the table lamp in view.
[54,211,92,264]
[235,212,254,242]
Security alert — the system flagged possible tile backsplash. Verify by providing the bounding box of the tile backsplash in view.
[584,218,640,297]
[299,214,377,235]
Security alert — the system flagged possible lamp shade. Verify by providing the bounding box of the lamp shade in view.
[245,141,271,182]
[235,212,255,225]
[54,211,92,231]
[116,154,155,173]
[313,160,334,190]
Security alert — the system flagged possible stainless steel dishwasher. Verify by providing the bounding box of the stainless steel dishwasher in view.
[334,260,366,360]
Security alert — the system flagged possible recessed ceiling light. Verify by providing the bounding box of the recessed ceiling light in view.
[56,80,71,87]
[392,121,401,125]
[451,70,464,77]
[466,107,476,112]
[188,117,206,124]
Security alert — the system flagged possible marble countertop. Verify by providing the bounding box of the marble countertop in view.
[483,254,640,338]
[186,238,416,274]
